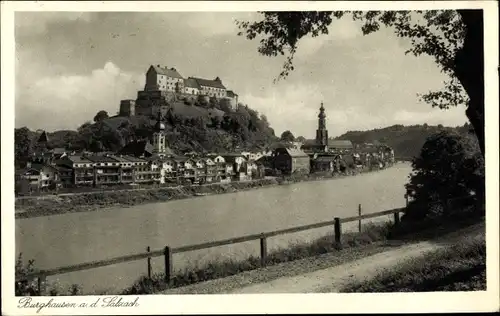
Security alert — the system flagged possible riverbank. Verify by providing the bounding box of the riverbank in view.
[15,164,398,219]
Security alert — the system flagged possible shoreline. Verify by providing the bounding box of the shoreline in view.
[15,164,401,220]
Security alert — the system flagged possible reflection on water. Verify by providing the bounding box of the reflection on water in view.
[16,163,412,293]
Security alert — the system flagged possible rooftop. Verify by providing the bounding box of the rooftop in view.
[190,77,226,90]
[284,148,309,158]
[85,155,119,163]
[65,156,93,164]
[184,78,201,89]
[151,65,184,79]
[329,140,354,149]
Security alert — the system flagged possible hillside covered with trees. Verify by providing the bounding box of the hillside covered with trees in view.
[15,98,279,167]
[333,124,473,158]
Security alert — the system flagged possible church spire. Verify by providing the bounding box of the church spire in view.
[315,102,328,148]
[318,102,326,129]
[154,110,165,132]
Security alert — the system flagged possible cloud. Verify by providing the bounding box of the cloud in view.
[240,82,467,139]
[143,12,258,38]
[393,107,467,127]
[295,18,363,59]
[16,62,143,131]
[15,12,94,36]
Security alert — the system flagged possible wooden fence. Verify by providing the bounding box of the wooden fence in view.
[18,205,407,295]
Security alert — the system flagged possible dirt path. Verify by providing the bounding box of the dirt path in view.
[231,241,442,293]
[232,225,484,294]
[162,223,484,294]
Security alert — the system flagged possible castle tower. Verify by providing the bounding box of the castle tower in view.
[315,102,328,147]
[152,111,167,155]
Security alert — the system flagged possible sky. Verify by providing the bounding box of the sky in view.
[14,11,469,138]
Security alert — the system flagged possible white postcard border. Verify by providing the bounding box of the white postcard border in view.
[2,1,499,315]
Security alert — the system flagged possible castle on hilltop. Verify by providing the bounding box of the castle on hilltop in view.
[119,65,239,117]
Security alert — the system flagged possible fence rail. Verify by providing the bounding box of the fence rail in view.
[18,204,409,294]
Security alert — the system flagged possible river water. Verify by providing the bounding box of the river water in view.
[15,163,412,294]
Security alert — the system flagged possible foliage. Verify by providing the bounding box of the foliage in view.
[296,136,306,142]
[15,253,84,296]
[15,253,39,296]
[341,236,485,292]
[236,10,485,157]
[280,130,295,142]
[15,127,33,167]
[335,123,472,158]
[209,96,219,109]
[404,130,484,221]
[93,110,109,123]
[237,10,467,105]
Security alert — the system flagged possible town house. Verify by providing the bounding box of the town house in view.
[160,157,178,184]
[203,157,217,183]
[15,163,60,193]
[109,155,135,184]
[175,157,196,184]
[121,156,151,184]
[221,154,247,181]
[55,156,95,186]
[194,158,207,183]
[273,147,310,175]
[85,155,121,186]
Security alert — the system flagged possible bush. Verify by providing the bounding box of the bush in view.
[15,253,39,296]
[341,236,486,292]
[15,254,88,296]
[404,130,484,222]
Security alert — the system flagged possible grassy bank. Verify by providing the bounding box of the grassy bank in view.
[15,164,396,219]
[15,178,277,219]
[121,222,393,295]
[340,234,486,292]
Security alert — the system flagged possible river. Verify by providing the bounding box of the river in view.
[15,162,412,294]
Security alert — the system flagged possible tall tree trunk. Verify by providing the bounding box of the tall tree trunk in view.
[455,10,485,158]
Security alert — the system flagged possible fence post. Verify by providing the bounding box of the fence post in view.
[358,204,362,232]
[37,274,46,296]
[147,246,152,279]
[164,246,172,283]
[260,235,267,267]
[394,211,400,225]
[334,217,342,246]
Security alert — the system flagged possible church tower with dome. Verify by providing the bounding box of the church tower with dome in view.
[315,102,328,147]
[152,111,168,156]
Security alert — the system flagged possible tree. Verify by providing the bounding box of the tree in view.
[280,130,295,142]
[219,99,232,112]
[404,130,484,220]
[15,127,33,167]
[296,136,307,142]
[260,114,269,125]
[93,110,109,123]
[209,96,219,109]
[77,121,92,134]
[237,10,485,157]
[197,95,209,107]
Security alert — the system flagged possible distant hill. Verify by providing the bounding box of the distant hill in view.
[333,124,472,158]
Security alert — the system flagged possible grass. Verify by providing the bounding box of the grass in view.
[340,235,486,292]
[122,222,393,294]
